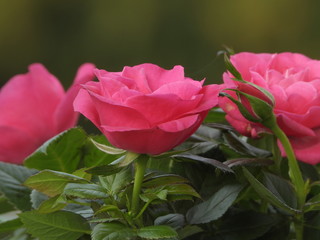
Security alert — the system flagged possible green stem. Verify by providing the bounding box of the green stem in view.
[271,135,282,174]
[131,155,149,216]
[269,124,305,240]
[270,124,305,207]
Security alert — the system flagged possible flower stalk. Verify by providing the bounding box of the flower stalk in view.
[266,122,306,240]
[131,154,149,216]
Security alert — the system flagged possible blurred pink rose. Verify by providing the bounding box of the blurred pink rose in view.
[219,52,320,164]
[74,63,221,155]
[0,63,95,164]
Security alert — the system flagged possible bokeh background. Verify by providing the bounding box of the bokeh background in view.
[0,0,318,88]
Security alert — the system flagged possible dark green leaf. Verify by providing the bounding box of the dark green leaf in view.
[205,122,235,131]
[142,174,190,189]
[154,214,185,230]
[304,212,320,240]
[186,184,242,224]
[219,91,261,122]
[64,183,109,199]
[173,154,233,173]
[24,170,89,197]
[24,128,87,173]
[0,162,37,211]
[20,210,90,240]
[0,218,23,233]
[236,90,276,125]
[304,193,320,212]
[178,225,203,240]
[215,211,277,240]
[191,124,221,143]
[91,222,137,240]
[224,158,274,168]
[243,168,298,214]
[137,225,178,240]
[263,172,297,209]
[223,132,272,158]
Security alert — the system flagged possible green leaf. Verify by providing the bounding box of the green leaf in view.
[24,170,89,197]
[164,184,200,199]
[203,108,226,123]
[95,205,123,216]
[64,183,109,199]
[91,222,137,240]
[0,218,23,233]
[0,162,37,211]
[137,225,178,240]
[304,193,320,212]
[154,214,185,230]
[30,190,49,209]
[173,154,233,173]
[24,128,87,173]
[186,184,242,224]
[0,196,15,214]
[83,135,121,168]
[99,167,132,195]
[243,168,299,214]
[90,139,126,155]
[140,188,168,202]
[37,195,66,213]
[20,210,90,240]
[87,152,140,176]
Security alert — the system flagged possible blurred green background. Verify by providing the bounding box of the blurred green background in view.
[0,0,319,87]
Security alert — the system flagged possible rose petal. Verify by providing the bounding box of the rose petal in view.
[0,64,64,138]
[152,80,202,100]
[100,113,204,155]
[55,63,96,132]
[158,115,200,132]
[125,93,202,125]
[87,90,151,130]
[122,64,185,91]
[0,126,40,164]
[276,114,315,137]
[74,89,101,127]
[280,128,320,165]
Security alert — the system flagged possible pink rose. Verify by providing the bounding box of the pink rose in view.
[74,63,221,155]
[219,52,320,164]
[0,63,95,164]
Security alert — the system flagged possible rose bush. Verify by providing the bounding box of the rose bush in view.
[74,63,222,155]
[219,52,320,164]
[0,63,95,164]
